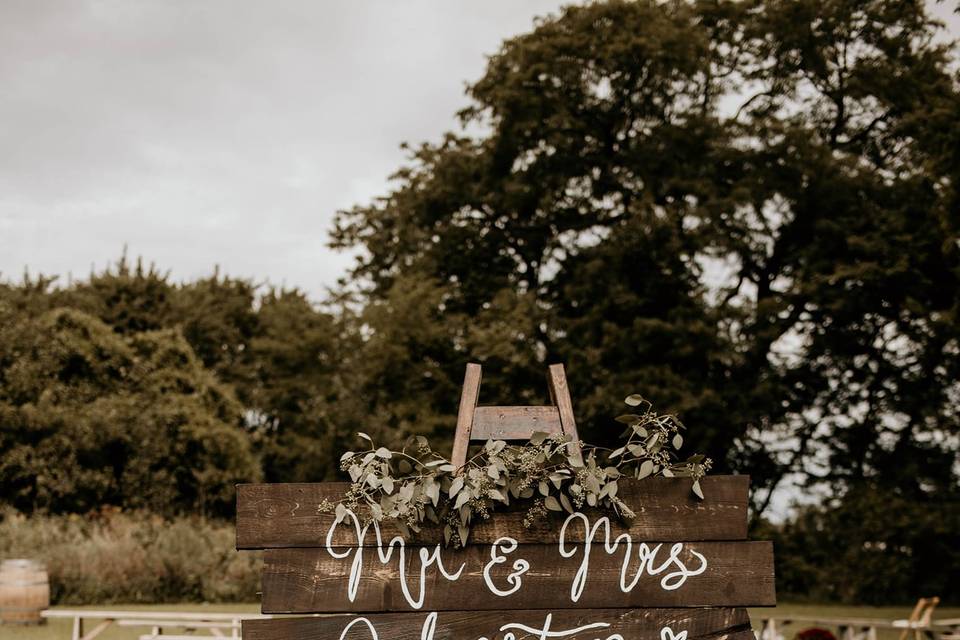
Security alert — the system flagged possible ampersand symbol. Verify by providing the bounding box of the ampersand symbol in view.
[483,536,530,597]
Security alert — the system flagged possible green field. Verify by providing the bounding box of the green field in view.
[2,603,958,640]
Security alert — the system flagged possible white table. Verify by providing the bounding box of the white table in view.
[41,608,274,639]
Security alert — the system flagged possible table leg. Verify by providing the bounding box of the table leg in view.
[81,619,113,639]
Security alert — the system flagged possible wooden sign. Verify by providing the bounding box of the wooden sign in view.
[237,363,774,639]
[236,475,775,640]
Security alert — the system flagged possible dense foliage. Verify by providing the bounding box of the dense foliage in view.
[332,0,960,519]
[0,303,258,516]
[0,261,346,517]
[1,0,958,604]
[760,489,960,605]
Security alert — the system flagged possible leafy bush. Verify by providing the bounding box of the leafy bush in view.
[0,509,260,604]
[0,307,261,517]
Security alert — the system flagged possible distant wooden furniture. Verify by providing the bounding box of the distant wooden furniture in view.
[41,609,272,639]
[895,598,941,640]
[760,616,894,640]
[933,618,960,640]
[450,362,582,467]
[759,602,950,640]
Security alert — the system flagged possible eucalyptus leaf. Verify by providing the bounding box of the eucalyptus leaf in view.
[692,480,704,500]
[426,481,440,506]
[637,459,654,479]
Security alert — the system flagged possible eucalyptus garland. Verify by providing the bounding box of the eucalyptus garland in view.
[326,394,712,547]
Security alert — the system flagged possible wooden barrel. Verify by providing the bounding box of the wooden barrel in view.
[0,559,49,625]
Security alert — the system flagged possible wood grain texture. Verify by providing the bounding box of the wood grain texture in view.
[236,476,750,549]
[471,406,563,440]
[260,541,775,613]
[451,363,483,468]
[547,363,582,464]
[243,607,754,640]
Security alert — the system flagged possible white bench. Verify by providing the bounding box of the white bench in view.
[41,608,273,639]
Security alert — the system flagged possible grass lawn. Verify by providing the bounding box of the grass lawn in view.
[2,603,958,639]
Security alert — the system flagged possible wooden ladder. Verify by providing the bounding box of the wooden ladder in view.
[450,362,583,468]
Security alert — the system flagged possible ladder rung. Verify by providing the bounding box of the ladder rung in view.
[471,406,562,440]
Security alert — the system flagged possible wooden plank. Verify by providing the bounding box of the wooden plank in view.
[236,476,750,549]
[244,607,754,640]
[451,363,482,468]
[260,541,775,613]
[471,405,563,440]
[547,364,581,462]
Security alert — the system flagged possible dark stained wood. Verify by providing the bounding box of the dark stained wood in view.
[547,363,582,464]
[236,476,750,549]
[451,363,585,467]
[260,541,775,613]
[471,405,563,440]
[244,607,754,640]
[451,363,482,468]
[236,361,775,633]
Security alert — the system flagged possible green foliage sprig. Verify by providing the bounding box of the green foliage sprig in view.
[330,395,712,547]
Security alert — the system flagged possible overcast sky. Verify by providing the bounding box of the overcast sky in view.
[0,0,566,295]
[1,1,958,299]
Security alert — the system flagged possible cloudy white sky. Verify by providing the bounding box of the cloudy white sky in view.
[0,1,566,295]
[1,1,958,299]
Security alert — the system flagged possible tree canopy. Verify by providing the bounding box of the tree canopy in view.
[0,259,350,516]
[332,0,960,516]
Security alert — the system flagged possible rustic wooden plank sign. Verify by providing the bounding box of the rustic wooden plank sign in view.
[243,607,757,640]
[236,363,775,639]
[236,475,750,548]
[236,476,775,639]
[260,538,774,613]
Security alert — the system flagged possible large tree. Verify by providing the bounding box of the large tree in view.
[332,0,960,516]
